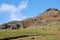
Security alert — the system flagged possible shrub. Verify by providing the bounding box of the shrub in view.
[46,8,59,12]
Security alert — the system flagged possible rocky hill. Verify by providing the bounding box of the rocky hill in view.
[0,8,60,29]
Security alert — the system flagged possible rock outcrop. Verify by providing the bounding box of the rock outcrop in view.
[0,8,60,29]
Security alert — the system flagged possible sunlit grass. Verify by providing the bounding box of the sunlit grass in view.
[0,25,60,40]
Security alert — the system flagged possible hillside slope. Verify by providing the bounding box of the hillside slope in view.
[0,25,60,40]
[0,8,60,29]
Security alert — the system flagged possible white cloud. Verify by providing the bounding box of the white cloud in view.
[0,0,28,21]
[17,0,28,11]
[0,3,16,12]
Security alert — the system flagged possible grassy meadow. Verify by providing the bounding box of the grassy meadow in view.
[0,25,60,40]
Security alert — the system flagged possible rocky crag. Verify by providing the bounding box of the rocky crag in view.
[0,8,60,29]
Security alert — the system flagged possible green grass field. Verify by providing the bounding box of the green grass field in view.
[0,25,60,40]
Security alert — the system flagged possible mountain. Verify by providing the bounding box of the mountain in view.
[0,8,60,29]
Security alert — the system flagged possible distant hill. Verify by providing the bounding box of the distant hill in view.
[0,8,60,29]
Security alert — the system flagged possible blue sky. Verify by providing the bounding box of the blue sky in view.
[0,0,60,24]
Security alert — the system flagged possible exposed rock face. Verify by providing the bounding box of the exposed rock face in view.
[0,8,60,29]
[0,21,22,29]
